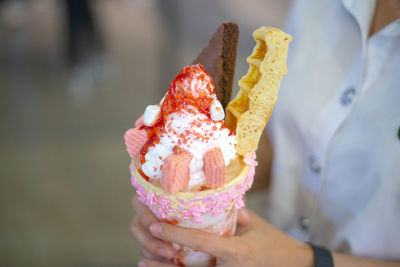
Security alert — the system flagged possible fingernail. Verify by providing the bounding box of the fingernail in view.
[156,247,173,259]
[138,259,148,267]
[149,223,162,235]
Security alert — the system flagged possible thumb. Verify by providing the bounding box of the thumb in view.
[237,208,251,226]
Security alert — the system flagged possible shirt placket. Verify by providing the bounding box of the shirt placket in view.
[300,0,377,240]
[302,52,364,240]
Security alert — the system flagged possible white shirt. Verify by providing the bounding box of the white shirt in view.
[267,0,400,260]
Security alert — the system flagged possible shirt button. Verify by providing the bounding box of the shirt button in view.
[340,87,356,106]
[299,216,310,231]
[308,155,321,174]
[398,127,400,141]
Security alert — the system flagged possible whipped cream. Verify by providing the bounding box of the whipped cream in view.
[142,108,236,188]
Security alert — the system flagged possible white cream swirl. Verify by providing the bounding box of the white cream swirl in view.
[142,108,236,188]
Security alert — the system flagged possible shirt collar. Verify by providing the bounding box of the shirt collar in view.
[341,0,400,38]
[341,0,376,40]
[380,19,400,36]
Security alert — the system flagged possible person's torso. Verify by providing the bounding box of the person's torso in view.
[267,0,400,260]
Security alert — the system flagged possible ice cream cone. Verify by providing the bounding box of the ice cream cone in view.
[125,25,291,267]
[130,152,257,266]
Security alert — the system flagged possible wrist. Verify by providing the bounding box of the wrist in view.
[296,242,314,267]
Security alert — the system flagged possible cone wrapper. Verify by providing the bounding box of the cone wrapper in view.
[130,152,257,266]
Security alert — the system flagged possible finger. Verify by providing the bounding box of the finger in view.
[236,208,252,236]
[237,209,271,234]
[237,208,251,226]
[140,248,176,264]
[140,247,164,261]
[148,223,233,259]
[130,218,175,259]
[245,209,268,226]
[132,195,146,213]
[138,204,159,230]
[138,258,176,267]
[235,223,249,236]
[132,196,162,237]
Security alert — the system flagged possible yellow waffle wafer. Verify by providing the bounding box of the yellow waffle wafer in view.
[226,26,292,155]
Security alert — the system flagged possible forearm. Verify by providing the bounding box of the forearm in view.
[333,252,400,267]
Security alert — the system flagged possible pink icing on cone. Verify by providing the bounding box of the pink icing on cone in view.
[161,150,193,193]
[203,146,225,188]
[124,128,148,158]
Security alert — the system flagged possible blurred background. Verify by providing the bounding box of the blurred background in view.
[0,0,291,265]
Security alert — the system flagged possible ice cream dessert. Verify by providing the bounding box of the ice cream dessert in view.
[125,64,237,193]
[124,25,292,266]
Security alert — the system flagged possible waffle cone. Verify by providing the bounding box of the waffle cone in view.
[226,26,292,155]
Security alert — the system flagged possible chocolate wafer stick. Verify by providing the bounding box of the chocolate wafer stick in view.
[192,22,239,109]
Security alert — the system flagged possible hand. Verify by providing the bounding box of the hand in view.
[130,195,175,260]
[138,209,313,267]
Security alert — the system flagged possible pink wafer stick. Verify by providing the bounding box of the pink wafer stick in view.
[203,147,225,188]
[135,114,144,127]
[161,150,193,194]
[124,128,148,158]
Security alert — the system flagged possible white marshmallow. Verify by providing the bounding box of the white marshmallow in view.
[143,105,161,126]
[210,99,225,121]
